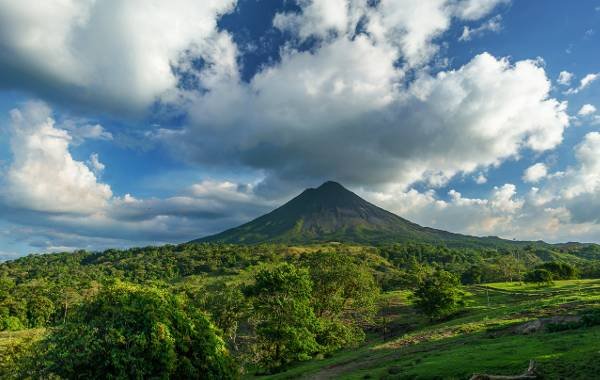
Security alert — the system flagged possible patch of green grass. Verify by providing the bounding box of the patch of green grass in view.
[255,280,600,379]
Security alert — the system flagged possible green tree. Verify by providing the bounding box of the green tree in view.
[496,255,525,282]
[304,251,379,351]
[32,282,238,379]
[524,268,554,286]
[461,265,483,284]
[536,262,577,280]
[205,281,248,351]
[246,263,319,370]
[413,270,463,321]
[26,295,54,327]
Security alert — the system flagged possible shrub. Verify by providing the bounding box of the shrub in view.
[524,269,554,286]
[536,262,577,280]
[0,316,25,331]
[413,270,463,321]
[31,282,238,379]
[582,309,600,327]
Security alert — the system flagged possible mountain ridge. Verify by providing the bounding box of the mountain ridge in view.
[195,181,538,248]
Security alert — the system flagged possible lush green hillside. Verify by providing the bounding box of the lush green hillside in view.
[196,182,541,249]
[1,243,600,378]
[260,280,600,380]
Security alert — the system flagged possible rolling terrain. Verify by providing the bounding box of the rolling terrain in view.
[261,279,600,380]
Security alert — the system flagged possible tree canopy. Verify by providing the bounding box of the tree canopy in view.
[33,282,238,379]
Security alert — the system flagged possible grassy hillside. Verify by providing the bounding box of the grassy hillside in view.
[2,279,599,379]
[1,243,600,378]
[260,279,600,379]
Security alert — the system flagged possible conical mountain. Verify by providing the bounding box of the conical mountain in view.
[195,181,520,247]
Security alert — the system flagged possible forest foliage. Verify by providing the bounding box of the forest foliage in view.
[0,241,598,377]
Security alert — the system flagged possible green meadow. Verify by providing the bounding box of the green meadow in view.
[260,279,600,380]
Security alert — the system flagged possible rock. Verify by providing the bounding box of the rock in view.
[514,315,582,334]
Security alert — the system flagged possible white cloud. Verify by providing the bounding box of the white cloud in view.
[60,121,113,144]
[564,73,599,95]
[510,132,600,226]
[0,101,277,251]
[0,0,237,113]
[273,0,351,41]
[273,0,508,68]
[474,173,488,184]
[523,163,548,183]
[557,71,574,86]
[580,73,599,89]
[459,15,503,41]
[578,104,597,116]
[171,50,568,191]
[10,0,600,251]
[363,183,526,238]
[87,153,105,175]
[3,102,112,214]
[584,29,595,38]
[561,132,600,199]
[451,0,509,20]
[489,184,524,213]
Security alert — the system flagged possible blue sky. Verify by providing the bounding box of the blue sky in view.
[1,0,600,259]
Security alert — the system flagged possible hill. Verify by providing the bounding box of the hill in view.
[2,243,599,378]
[261,279,600,379]
[196,181,533,248]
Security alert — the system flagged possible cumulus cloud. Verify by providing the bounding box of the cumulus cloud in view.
[0,102,275,252]
[60,120,113,144]
[459,15,503,41]
[273,0,508,68]
[557,71,574,86]
[362,161,600,243]
[474,173,488,184]
[564,73,599,95]
[451,0,510,20]
[523,163,548,183]
[168,51,568,191]
[87,153,105,175]
[578,104,597,116]
[2,101,112,214]
[363,183,529,239]
[0,0,237,114]
[273,0,352,41]
[6,0,600,252]
[560,132,600,200]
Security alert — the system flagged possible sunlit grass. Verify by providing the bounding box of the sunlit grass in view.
[256,280,600,379]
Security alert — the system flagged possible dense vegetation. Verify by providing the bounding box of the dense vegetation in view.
[1,241,600,378]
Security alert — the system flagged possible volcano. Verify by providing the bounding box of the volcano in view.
[195,181,524,248]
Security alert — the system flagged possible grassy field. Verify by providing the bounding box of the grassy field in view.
[256,279,600,380]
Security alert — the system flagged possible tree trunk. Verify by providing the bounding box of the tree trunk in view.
[470,360,537,380]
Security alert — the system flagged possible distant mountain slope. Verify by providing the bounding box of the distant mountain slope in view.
[195,181,533,248]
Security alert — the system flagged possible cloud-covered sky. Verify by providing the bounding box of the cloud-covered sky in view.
[1,0,600,259]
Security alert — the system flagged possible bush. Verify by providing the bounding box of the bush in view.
[524,269,554,286]
[461,265,483,284]
[582,309,600,327]
[413,270,463,321]
[31,282,238,379]
[0,316,25,331]
[536,262,577,280]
